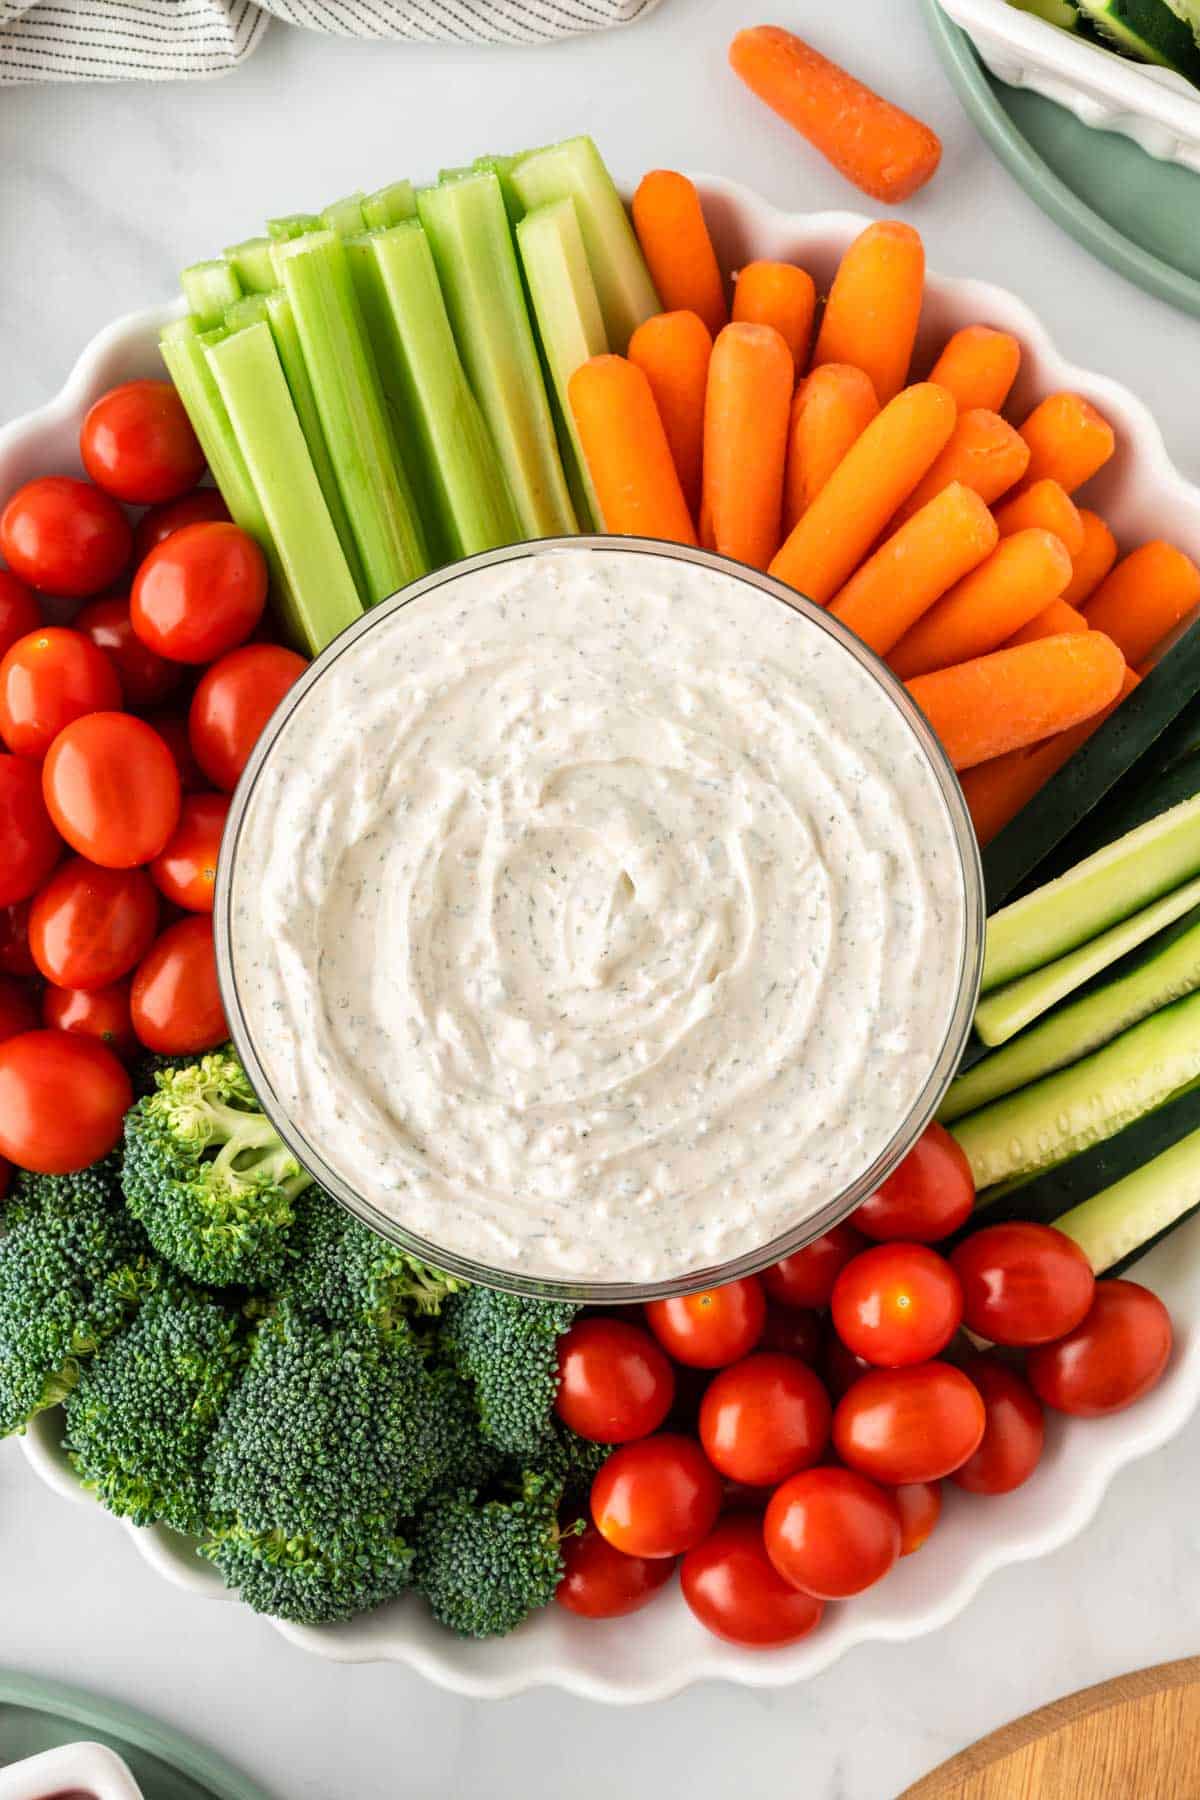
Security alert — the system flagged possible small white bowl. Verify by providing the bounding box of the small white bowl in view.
[939,0,1200,171]
[0,1741,144,1800]
[9,176,1200,1699]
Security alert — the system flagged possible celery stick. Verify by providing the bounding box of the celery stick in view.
[362,181,416,230]
[322,193,367,238]
[224,293,271,332]
[357,223,520,562]
[268,213,322,243]
[473,154,526,227]
[207,323,362,655]
[275,228,428,601]
[510,137,659,352]
[516,198,607,532]
[181,260,242,331]
[224,238,277,294]
[264,287,368,599]
[417,173,577,540]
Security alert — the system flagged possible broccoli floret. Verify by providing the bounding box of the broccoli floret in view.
[281,1187,465,1329]
[203,1521,415,1627]
[122,1050,311,1288]
[0,1159,159,1437]
[132,1047,229,1101]
[438,1286,578,1457]
[64,1279,248,1535]
[545,1424,614,1510]
[414,1468,572,1639]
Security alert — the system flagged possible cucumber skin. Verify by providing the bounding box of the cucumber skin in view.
[1055,1122,1200,1273]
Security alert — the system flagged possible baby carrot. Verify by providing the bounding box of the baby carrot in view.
[702,321,794,570]
[928,326,1021,415]
[829,483,998,657]
[783,363,879,531]
[728,26,942,204]
[1004,598,1088,647]
[906,632,1126,771]
[1063,509,1118,606]
[1014,391,1115,496]
[1082,540,1200,667]
[732,261,816,373]
[889,529,1074,679]
[628,310,713,518]
[568,354,698,545]
[812,221,925,406]
[893,409,1031,526]
[769,382,957,604]
[993,479,1084,558]
[631,171,727,339]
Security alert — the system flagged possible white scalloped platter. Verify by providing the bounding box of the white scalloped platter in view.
[9,177,1200,1700]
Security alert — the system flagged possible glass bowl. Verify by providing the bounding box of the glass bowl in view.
[214,536,984,1302]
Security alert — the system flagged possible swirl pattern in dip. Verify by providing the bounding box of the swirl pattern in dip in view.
[227,545,970,1284]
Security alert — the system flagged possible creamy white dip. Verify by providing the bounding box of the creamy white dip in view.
[227,545,969,1285]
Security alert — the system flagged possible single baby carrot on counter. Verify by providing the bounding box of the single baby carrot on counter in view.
[993,479,1085,558]
[1063,509,1118,605]
[889,528,1074,679]
[905,630,1126,770]
[1014,391,1116,496]
[568,355,698,545]
[829,482,997,657]
[628,310,713,518]
[728,26,942,204]
[1082,540,1200,667]
[732,260,816,373]
[769,382,956,604]
[928,325,1021,415]
[1004,597,1088,647]
[702,321,794,570]
[812,220,926,405]
[893,408,1030,525]
[783,363,879,531]
[631,171,728,339]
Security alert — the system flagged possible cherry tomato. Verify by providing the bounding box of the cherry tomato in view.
[75,594,181,709]
[0,627,122,759]
[591,1434,722,1559]
[188,644,307,792]
[951,1355,1045,1495]
[0,1028,131,1172]
[555,1316,676,1444]
[645,1277,766,1369]
[824,1333,872,1400]
[699,1352,831,1486]
[42,712,180,868]
[854,1123,975,1243]
[149,793,228,915]
[831,1243,963,1368]
[0,572,40,660]
[760,1304,823,1365]
[950,1222,1095,1348]
[895,1481,942,1555]
[42,979,137,1059]
[133,489,230,565]
[762,1222,867,1310]
[81,380,205,506]
[764,1466,901,1600]
[0,754,61,905]
[556,1523,676,1620]
[29,858,158,990]
[0,477,131,598]
[1027,1280,1172,1418]
[132,524,267,665]
[130,915,226,1054]
[144,710,206,793]
[0,974,38,1044]
[834,1362,986,1485]
[682,1514,825,1648]
[0,900,36,977]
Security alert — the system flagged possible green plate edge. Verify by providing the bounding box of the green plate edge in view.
[0,1668,275,1800]
[921,0,1200,318]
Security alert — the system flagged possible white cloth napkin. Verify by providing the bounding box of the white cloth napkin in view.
[0,0,658,82]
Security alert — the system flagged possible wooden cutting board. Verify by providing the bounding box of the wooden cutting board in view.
[901,1657,1200,1798]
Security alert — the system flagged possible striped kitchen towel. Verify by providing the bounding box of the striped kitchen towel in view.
[0,0,659,83]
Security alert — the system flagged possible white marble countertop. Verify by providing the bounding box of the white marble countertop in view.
[2,2,1200,1794]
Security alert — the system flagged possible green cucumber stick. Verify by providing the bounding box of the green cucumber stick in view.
[1055,1125,1200,1274]
[268,213,323,243]
[181,260,243,330]
[510,137,659,352]
[417,173,577,539]
[516,198,607,532]
[263,288,369,600]
[362,181,417,230]
[363,223,521,560]
[275,228,428,601]
[224,238,277,294]
[206,323,362,654]
[322,193,367,237]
